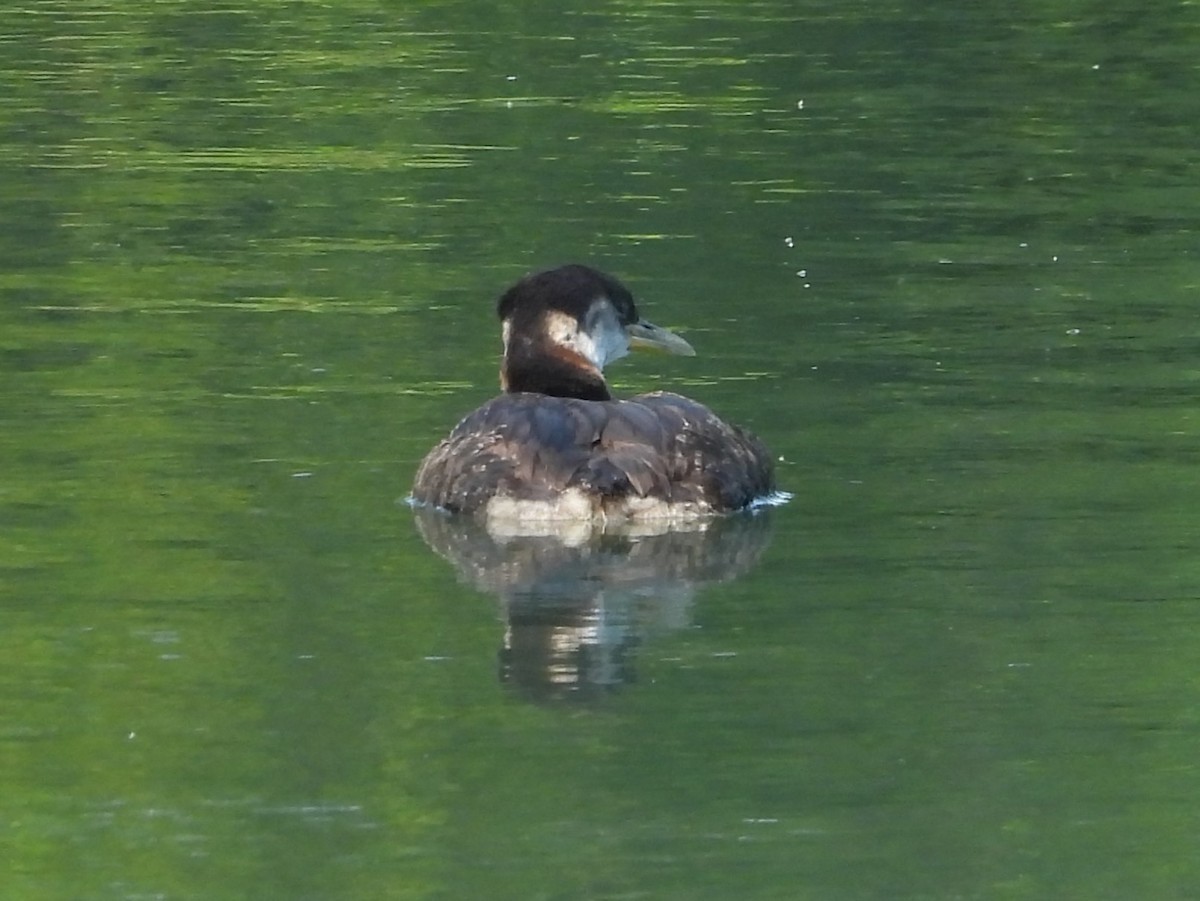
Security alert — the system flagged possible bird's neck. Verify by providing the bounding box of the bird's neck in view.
[500,337,613,401]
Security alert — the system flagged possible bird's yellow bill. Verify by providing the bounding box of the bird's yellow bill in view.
[627,319,696,356]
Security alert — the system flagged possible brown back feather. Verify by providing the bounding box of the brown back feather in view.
[412,392,774,515]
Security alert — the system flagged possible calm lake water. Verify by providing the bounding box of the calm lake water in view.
[3,1,1200,898]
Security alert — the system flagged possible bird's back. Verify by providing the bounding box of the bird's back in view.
[411,391,774,521]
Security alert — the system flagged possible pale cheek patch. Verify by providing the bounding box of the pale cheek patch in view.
[542,310,603,370]
[541,307,629,371]
[543,310,580,349]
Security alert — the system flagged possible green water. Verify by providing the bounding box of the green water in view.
[3,1,1200,898]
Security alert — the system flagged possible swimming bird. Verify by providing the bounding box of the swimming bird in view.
[411,264,776,524]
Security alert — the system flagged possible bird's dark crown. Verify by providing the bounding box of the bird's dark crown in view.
[496,263,637,329]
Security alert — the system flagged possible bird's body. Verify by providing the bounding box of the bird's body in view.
[411,265,776,524]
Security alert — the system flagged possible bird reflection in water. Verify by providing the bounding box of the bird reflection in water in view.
[411,508,776,704]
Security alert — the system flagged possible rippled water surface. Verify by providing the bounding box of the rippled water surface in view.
[3,2,1200,898]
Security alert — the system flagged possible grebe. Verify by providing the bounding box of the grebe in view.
[411,264,776,523]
